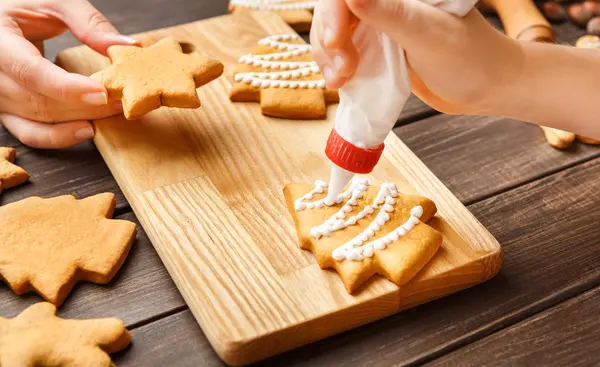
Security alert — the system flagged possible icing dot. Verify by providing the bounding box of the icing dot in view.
[411,206,424,218]
[363,245,374,258]
[347,249,363,261]
[374,241,386,250]
[332,248,346,261]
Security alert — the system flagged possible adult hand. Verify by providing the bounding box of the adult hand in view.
[311,0,525,115]
[0,0,138,148]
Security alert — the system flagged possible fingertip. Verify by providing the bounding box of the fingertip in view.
[74,125,95,142]
[327,76,347,90]
[104,34,139,46]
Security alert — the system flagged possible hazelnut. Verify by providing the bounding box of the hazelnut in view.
[568,3,594,27]
[543,2,567,22]
[583,1,600,16]
[588,16,600,35]
[575,34,600,48]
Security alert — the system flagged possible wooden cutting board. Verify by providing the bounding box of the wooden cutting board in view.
[56,11,502,366]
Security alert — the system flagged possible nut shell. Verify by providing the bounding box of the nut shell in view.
[588,16,600,34]
[583,1,600,16]
[575,34,600,48]
[543,2,567,22]
[568,3,594,26]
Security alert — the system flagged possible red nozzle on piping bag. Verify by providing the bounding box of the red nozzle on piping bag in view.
[324,0,478,204]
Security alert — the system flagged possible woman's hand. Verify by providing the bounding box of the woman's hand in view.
[0,0,138,148]
[311,0,525,115]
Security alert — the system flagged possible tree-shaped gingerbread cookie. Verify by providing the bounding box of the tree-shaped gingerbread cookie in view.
[0,302,131,366]
[92,37,224,119]
[284,178,442,292]
[230,34,339,119]
[228,1,316,32]
[0,193,136,305]
[0,147,29,196]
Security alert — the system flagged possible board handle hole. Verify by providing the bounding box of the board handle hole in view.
[179,42,196,54]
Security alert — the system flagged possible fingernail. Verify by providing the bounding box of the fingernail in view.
[112,101,123,111]
[323,66,333,81]
[81,92,107,105]
[116,35,139,44]
[324,28,334,48]
[74,127,95,141]
[333,55,344,73]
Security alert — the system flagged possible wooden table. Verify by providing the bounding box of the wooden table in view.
[1,1,599,365]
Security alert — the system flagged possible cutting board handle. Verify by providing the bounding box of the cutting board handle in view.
[481,0,555,43]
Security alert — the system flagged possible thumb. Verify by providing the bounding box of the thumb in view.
[0,114,95,149]
[345,0,455,47]
[53,0,138,55]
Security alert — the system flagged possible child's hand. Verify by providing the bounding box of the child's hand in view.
[0,0,138,149]
[311,0,525,115]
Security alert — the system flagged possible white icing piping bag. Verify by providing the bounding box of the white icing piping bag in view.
[324,0,478,203]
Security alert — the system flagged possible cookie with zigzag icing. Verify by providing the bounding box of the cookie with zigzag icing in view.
[229,0,316,32]
[230,34,338,119]
[284,178,442,293]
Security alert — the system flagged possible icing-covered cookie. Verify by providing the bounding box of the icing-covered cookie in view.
[284,178,442,293]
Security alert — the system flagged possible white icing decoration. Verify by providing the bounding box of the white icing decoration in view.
[234,35,326,89]
[331,204,424,262]
[294,179,426,262]
[230,0,317,11]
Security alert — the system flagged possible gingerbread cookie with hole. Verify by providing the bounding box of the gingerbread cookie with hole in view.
[0,147,29,196]
[0,193,136,306]
[284,178,442,293]
[91,37,224,120]
[230,34,338,119]
[0,302,131,366]
[229,0,316,32]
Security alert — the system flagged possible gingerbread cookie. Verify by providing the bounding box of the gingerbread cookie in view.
[230,34,338,119]
[0,302,131,366]
[229,0,316,32]
[0,193,136,306]
[0,147,29,196]
[284,178,442,293]
[91,37,224,120]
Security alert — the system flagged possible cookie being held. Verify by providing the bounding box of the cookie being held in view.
[0,147,29,196]
[0,302,131,366]
[230,34,339,119]
[284,178,442,293]
[0,193,136,306]
[92,37,224,120]
[229,0,315,32]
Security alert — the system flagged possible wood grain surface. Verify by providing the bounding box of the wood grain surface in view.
[0,0,597,365]
[109,156,600,366]
[56,10,501,365]
[428,287,600,366]
[395,114,600,204]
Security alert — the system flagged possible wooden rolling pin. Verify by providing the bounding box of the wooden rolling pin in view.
[481,0,577,149]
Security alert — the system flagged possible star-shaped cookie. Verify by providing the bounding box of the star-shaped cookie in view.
[0,302,131,366]
[0,147,29,196]
[0,193,136,306]
[229,0,316,32]
[91,37,224,119]
[284,179,442,293]
[230,34,339,119]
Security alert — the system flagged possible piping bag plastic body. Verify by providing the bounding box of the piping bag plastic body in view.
[325,0,478,203]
